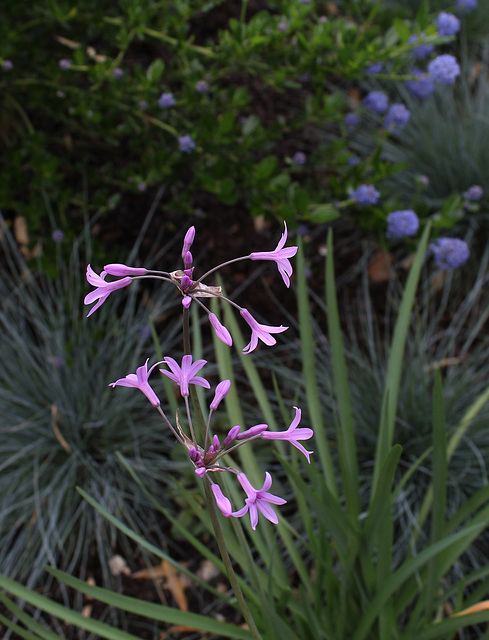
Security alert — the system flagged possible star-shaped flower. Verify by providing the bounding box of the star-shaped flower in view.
[231,472,287,530]
[250,223,298,287]
[160,355,210,397]
[109,358,162,407]
[84,265,132,317]
[261,407,313,462]
[240,309,288,354]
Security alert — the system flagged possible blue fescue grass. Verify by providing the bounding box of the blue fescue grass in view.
[0,214,182,587]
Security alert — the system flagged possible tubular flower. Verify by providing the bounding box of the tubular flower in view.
[160,355,210,397]
[231,472,287,530]
[209,313,233,346]
[212,484,233,517]
[104,263,147,277]
[250,223,298,287]
[84,265,132,317]
[240,309,288,354]
[109,358,162,407]
[262,407,314,462]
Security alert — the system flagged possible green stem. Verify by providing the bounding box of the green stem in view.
[182,307,263,640]
[203,480,264,640]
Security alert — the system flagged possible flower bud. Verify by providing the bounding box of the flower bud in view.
[211,484,232,517]
[223,425,241,446]
[237,424,268,440]
[210,379,231,411]
[182,296,192,308]
[182,227,195,258]
[104,263,147,276]
[209,313,232,346]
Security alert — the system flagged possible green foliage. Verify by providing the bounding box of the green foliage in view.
[0,0,459,254]
[3,228,489,639]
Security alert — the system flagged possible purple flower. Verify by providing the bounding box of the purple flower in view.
[209,313,233,346]
[428,54,460,84]
[344,112,361,133]
[436,12,460,36]
[365,63,383,74]
[104,263,148,276]
[405,68,435,98]
[231,472,287,530]
[210,379,231,411]
[178,134,196,153]
[384,103,410,132]
[139,100,148,110]
[277,19,287,32]
[113,68,124,79]
[363,91,389,114]
[250,223,298,287]
[386,210,419,239]
[456,0,477,12]
[351,184,380,206]
[51,229,65,242]
[2,60,13,71]
[348,156,360,166]
[430,238,470,269]
[408,34,435,60]
[463,185,483,201]
[211,484,233,517]
[160,355,210,397]
[59,59,71,70]
[158,92,176,108]
[195,80,210,94]
[291,151,306,166]
[109,358,162,407]
[262,407,313,462]
[84,265,132,317]
[240,309,288,354]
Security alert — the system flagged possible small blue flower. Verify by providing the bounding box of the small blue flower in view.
[52,229,65,243]
[365,63,383,74]
[291,151,306,166]
[351,184,380,206]
[344,112,361,133]
[456,0,477,12]
[436,12,460,36]
[405,68,435,98]
[59,59,71,70]
[178,134,196,153]
[277,19,287,32]
[408,34,435,60]
[386,210,419,239]
[2,60,13,71]
[348,156,360,166]
[430,238,470,269]
[428,54,460,84]
[195,80,210,94]
[363,91,389,114]
[158,92,176,108]
[113,68,124,79]
[384,103,410,132]
[463,185,483,201]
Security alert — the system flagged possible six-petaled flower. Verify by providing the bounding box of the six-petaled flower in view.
[240,309,288,354]
[109,358,162,407]
[160,355,210,397]
[231,472,287,530]
[84,265,132,317]
[250,223,298,287]
[262,407,313,462]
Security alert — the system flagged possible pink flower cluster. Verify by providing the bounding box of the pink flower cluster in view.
[109,354,313,530]
[86,224,310,529]
[84,224,297,355]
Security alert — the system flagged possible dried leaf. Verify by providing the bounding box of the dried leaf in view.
[368,250,392,283]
